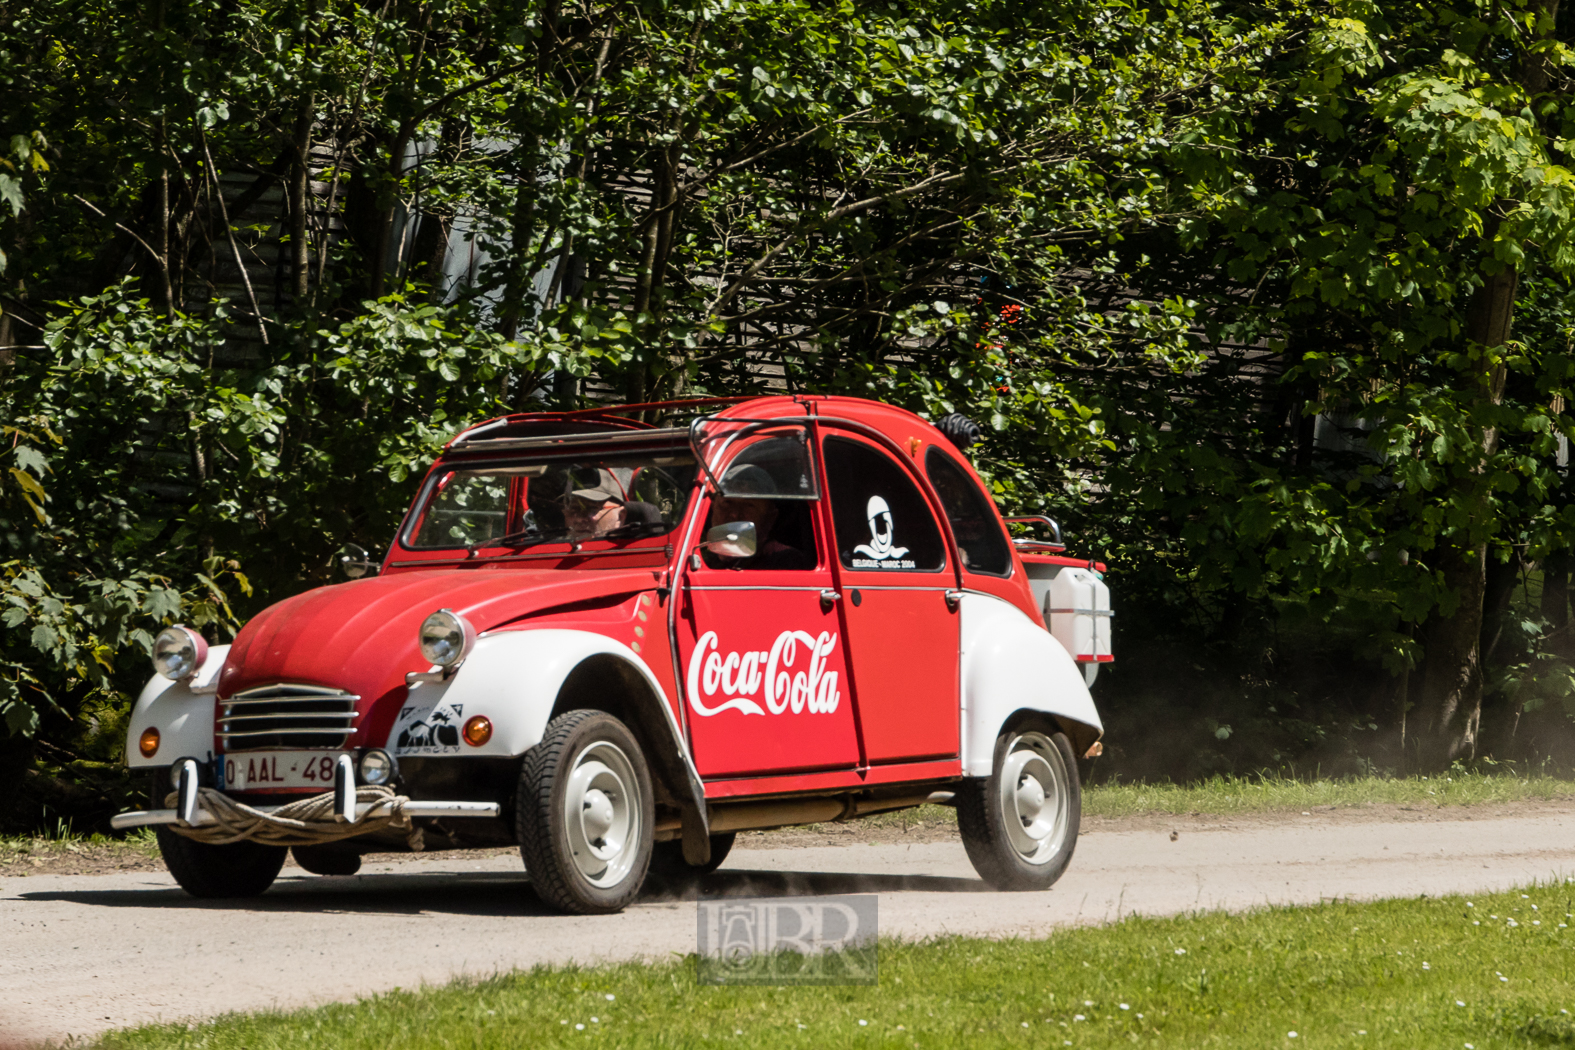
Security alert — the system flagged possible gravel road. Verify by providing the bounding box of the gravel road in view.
[5,804,1574,1047]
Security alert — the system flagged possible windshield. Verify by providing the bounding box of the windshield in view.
[404,451,700,550]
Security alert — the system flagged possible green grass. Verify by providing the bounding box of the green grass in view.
[0,822,159,862]
[831,771,1575,835]
[94,883,1575,1049]
[1082,770,1575,818]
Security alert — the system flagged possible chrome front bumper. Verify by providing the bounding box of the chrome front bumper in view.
[110,799,500,831]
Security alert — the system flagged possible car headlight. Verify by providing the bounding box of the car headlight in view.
[152,626,208,681]
[418,609,476,669]
[359,749,398,786]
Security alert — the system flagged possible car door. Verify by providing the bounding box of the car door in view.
[675,429,860,779]
[822,432,961,764]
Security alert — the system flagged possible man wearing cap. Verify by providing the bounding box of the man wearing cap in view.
[563,469,628,539]
[706,464,814,571]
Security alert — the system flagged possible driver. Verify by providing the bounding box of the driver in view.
[563,470,628,539]
[706,464,814,571]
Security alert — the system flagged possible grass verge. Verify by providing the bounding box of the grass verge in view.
[93,882,1575,1049]
[821,770,1575,836]
[0,825,159,874]
[1082,769,1575,818]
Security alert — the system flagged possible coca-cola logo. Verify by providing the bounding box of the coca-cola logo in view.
[686,629,843,718]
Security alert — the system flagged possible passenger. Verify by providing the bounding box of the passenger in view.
[707,464,814,571]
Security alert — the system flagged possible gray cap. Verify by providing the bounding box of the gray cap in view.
[569,468,625,504]
[721,464,777,496]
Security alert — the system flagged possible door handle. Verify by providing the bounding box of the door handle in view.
[820,589,840,609]
[944,589,963,611]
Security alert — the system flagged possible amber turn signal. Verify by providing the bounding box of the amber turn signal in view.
[1084,740,1104,759]
[138,727,161,758]
[462,715,492,747]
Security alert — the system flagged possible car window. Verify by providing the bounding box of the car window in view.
[405,453,698,549]
[823,436,945,572]
[925,447,1012,576]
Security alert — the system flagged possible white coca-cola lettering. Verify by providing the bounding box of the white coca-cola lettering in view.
[687,629,842,718]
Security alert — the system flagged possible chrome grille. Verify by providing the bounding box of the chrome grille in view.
[218,684,360,750]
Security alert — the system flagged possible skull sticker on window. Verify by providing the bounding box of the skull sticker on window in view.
[852,496,914,567]
[825,436,945,572]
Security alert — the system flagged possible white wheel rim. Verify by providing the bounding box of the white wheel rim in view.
[564,740,642,888]
[998,731,1071,866]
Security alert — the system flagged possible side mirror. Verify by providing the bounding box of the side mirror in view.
[702,521,757,560]
[338,543,380,579]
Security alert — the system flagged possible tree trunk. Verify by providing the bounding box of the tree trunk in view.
[1413,262,1516,770]
[1543,550,1572,660]
[287,96,314,305]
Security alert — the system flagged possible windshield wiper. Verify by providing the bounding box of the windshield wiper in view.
[467,528,574,553]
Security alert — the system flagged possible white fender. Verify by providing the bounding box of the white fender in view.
[389,628,706,820]
[960,593,1103,777]
[125,645,228,768]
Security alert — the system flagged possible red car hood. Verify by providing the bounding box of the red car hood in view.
[217,567,660,746]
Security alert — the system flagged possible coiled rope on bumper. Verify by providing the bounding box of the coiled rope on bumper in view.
[162,785,425,850]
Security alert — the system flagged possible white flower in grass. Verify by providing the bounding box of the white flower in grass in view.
[1358,1030,1367,1035]
[575,1024,585,1031]
[1288,1031,1299,1038]
[605,994,616,1001]
[734,1030,742,1036]
[1457,1001,1465,1007]
[1074,1014,1086,1022]
[1423,963,1431,970]
[1466,1044,1474,1049]
[591,1017,598,1024]
[858,1020,867,1026]
[1474,921,1481,926]
[1022,1022,1030,1028]
[1500,976,1510,983]
[1175,948,1187,955]
[1119,1004,1130,1010]
[1467,902,1474,907]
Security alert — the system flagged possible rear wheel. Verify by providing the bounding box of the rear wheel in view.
[156,826,288,898]
[650,832,736,877]
[516,710,655,914]
[957,721,1080,891]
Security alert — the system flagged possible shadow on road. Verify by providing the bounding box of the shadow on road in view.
[15,864,987,915]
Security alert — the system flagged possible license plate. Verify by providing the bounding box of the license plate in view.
[217,751,347,792]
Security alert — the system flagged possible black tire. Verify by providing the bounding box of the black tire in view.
[956,721,1081,891]
[155,826,288,898]
[517,709,655,914]
[292,844,363,876]
[649,832,736,877]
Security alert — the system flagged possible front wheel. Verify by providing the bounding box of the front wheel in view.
[956,721,1081,891]
[516,710,655,914]
[155,826,288,898]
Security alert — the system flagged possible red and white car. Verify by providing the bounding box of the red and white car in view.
[115,396,1110,913]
